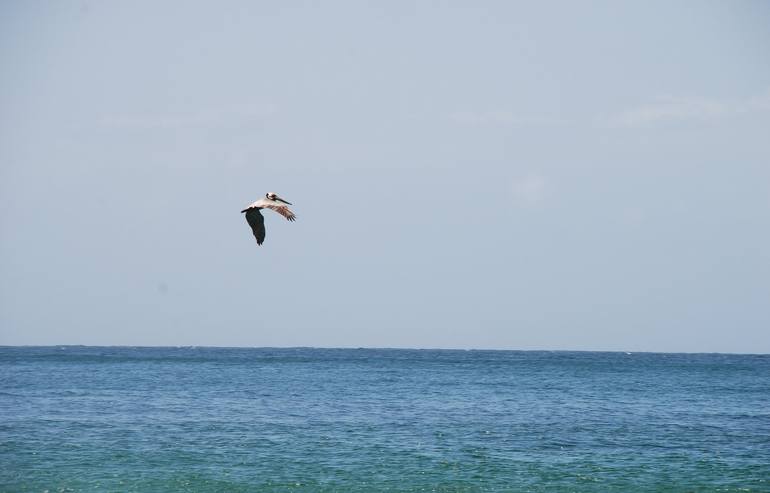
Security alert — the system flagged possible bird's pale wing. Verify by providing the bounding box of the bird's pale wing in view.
[265,204,297,222]
[243,208,266,245]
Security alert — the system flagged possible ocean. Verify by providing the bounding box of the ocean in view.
[1,346,768,492]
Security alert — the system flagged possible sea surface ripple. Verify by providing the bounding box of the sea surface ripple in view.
[1,347,768,492]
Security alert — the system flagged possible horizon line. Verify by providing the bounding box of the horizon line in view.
[0,344,767,356]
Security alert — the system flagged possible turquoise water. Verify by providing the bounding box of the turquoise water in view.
[1,347,768,492]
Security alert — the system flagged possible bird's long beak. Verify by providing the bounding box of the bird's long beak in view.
[276,197,292,205]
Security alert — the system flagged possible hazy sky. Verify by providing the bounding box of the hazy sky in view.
[1,1,769,352]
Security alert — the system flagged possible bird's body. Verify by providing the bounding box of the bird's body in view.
[241,192,296,245]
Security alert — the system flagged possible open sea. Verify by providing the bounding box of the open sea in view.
[1,347,768,492]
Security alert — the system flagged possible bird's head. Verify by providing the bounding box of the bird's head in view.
[266,192,292,205]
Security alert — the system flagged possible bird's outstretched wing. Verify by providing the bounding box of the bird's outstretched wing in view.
[243,208,266,245]
[264,204,297,222]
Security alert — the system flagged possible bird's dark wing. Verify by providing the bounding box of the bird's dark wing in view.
[264,204,297,221]
[243,208,266,245]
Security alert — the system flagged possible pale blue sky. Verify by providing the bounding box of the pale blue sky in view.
[1,1,769,352]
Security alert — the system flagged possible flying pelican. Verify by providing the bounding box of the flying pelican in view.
[241,192,296,245]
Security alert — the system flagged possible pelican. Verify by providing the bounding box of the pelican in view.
[241,192,296,245]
